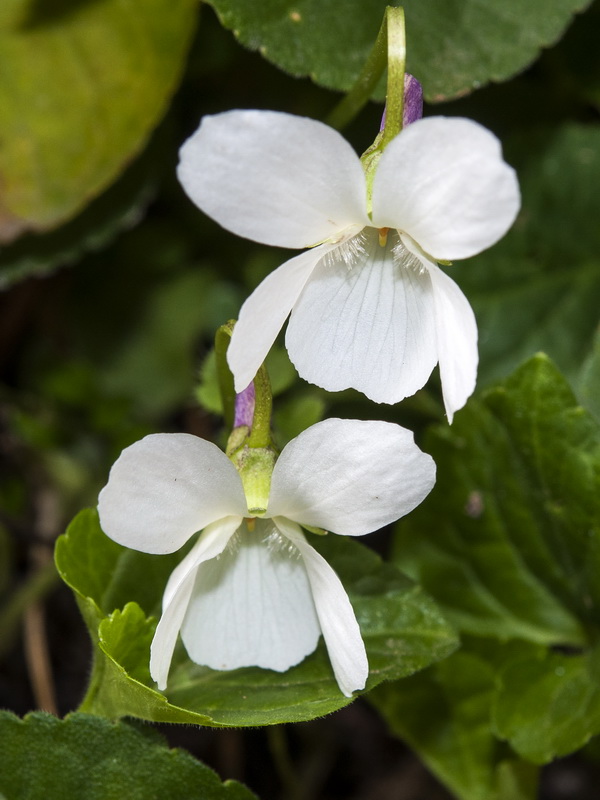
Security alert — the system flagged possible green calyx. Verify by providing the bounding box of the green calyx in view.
[229,445,277,517]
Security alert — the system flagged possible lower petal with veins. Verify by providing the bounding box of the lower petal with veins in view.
[180,519,321,672]
[286,229,438,404]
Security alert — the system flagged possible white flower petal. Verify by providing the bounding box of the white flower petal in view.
[227,246,329,393]
[180,519,321,673]
[177,110,369,249]
[268,418,436,535]
[285,229,438,404]
[428,261,478,423]
[372,117,520,261]
[275,518,367,697]
[150,517,241,690]
[150,571,196,691]
[98,434,247,554]
[162,516,244,610]
[400,234,478,422]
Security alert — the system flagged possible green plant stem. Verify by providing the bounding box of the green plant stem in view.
[0,560,59,659]
[214,320,236,429]
[77,651,106,714]
[326,5,405,134]
[380,6,406,148]
[247,364,273,449]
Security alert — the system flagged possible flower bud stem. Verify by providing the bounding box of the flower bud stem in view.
[215,320,237,429]
[216,320,274,454]
[247,365,273,449]
[326,5,406,138]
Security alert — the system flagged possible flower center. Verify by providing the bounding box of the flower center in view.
[378,227,390,247]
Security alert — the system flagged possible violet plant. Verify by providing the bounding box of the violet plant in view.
[1,3,599,800]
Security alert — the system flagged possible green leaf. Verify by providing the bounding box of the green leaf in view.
[393,355,600,764]
[550,0,600,111]
[371,641,540,800]
[205,0,591,102]
[457,124,600,393]
[0,0,198,242]
[56,508,458,726]
[0,711,256,799]
[0,125,163,290]
[395,355,599,647]
[578,328,600,422]
[492,647,600,764]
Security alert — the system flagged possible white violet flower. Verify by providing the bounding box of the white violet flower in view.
[98,418,435,697]
[178,110,520,421]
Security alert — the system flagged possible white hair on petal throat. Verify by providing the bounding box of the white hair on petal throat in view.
[264,526,302,560]
[321,232,367,272]
[392,237,428,275]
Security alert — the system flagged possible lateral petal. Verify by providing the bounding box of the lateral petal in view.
[428,262,479,423]
[372,117,520,261]
[180,519,321,673]
[275,518,368,697]
[227,246,330,393]
[150,517,241,690]
[268,418,436,535]
[285,229,438,404]
[98,434,247,554]
[400,233,478,422]
[178,110,369,249]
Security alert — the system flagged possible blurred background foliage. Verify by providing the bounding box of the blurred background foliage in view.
[1,0,600,798]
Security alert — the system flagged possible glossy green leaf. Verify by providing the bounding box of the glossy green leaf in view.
[372,642,540,800]
[0,711,256,799]
[492,647,600,763]
[205,0,591,102]
[0,126,163,290]
[457,124,600,394]
[56,508,458,726]
[0,0,198,242]
[395,354,600,646]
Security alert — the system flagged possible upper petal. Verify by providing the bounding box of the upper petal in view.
[275,518,368,697]
[150,516,241,689]
[177,110,369,249]
[98,433,247,554]
[372,117,520,261]
[268,418,436,535]
[285,229,438,404]
[227,246,330,393]
[180,519,321,673]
